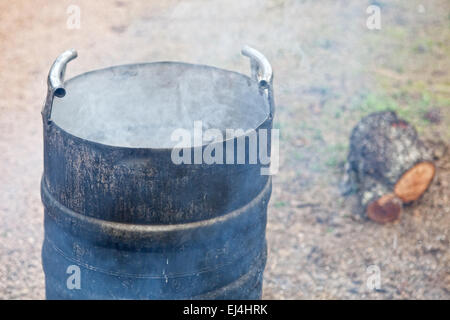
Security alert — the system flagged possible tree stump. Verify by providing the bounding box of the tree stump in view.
[343,111,435,224]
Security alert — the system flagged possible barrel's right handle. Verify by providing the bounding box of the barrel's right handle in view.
[241,46,275,118]
[42,49,78,122]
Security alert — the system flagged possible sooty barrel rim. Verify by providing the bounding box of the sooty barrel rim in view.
[45,61,272,151]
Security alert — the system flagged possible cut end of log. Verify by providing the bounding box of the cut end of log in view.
[394,161,436,203]
[367,193,403,224]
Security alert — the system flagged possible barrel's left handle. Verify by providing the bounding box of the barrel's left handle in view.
[241,46,275,118]
[42,49,78,122]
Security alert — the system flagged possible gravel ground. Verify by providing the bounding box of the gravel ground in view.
[0,0,449,299]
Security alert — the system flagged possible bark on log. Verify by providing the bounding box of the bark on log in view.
[343,111,435,224]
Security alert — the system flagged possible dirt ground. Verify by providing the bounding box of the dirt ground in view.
[0,0,449,299]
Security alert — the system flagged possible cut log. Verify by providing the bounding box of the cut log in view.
[367,194,403,224]
[359,175,403,223]
[394,161,435,202]
[343,111,435,223]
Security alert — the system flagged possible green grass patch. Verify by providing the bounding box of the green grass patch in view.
[273,201,287,208]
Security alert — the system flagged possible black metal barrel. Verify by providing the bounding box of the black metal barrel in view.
[41,47,275,299]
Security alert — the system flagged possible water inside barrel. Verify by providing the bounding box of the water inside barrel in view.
[51,63,269,148]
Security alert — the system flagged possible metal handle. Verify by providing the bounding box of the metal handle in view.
[241,46,275,118]
[42,49,78,122]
